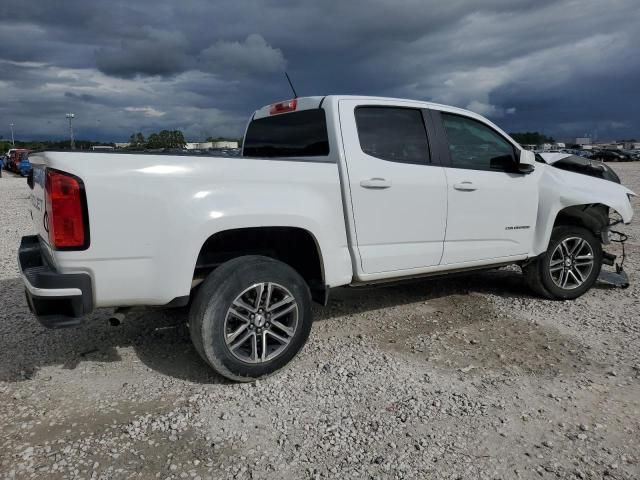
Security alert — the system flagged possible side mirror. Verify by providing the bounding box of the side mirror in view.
[517,149,536,174]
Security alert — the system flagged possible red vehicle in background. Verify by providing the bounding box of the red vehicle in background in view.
[5,149,31,175]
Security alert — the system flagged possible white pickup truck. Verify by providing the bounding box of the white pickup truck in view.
[20,95,635,381]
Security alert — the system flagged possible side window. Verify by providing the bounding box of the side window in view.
[355,107,430,164]
[441,113,517,171]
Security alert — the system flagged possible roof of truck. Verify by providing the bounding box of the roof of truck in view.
[252,95,485,121]
[251,95,512,142]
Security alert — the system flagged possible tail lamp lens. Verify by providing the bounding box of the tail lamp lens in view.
[269,99,297,115]
[45,169,88,249]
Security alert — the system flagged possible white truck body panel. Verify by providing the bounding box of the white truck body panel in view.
[338,98,448,273]
[441,166,540,264]
[25,95,634,310]
[29,152,353,307]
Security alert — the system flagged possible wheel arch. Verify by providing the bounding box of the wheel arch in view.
[554,203,610,235]
[192,226,328,304]
[532,202,614,256]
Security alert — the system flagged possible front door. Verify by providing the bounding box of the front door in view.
[436,112,539,265]
[339,100,448,274]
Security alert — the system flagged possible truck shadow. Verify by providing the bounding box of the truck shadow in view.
[0,267,608,384]
[0,268,533,384]
[314,267,532,322]
[0,277,223,385]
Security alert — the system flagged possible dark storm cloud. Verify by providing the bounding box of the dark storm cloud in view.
[95,29,192,78]
[0,0,638,141]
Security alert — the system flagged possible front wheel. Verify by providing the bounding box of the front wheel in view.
[523,226,602,300]
[189,255,313,382]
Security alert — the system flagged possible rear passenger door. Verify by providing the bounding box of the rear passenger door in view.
[339,100,448,274]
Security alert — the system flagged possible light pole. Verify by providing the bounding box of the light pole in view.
[66,113,75,150]
[9,123,15,146]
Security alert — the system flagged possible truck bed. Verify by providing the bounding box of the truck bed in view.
[27,151,353,307]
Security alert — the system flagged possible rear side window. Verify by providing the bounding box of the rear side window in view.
[243,109,330,158]
[441,113,517,171]
[355,107,430,164]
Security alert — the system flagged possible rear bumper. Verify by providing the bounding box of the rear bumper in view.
[19,235,93,328]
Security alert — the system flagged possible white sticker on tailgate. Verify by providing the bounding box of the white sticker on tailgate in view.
[29,165,48,241]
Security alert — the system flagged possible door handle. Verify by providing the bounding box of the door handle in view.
[360,178,392,189]
[453,181,477,191]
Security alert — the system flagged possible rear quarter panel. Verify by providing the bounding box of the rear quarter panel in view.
[30,152,352,307]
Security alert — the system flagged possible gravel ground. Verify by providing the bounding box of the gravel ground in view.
[1,165,639,480]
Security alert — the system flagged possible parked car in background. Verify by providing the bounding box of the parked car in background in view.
[574,149,594,159]
[591,149,632,162]
[6,149,32,175]
[17,153,33,176]
[4,149,17,171]
[622,150,640,161]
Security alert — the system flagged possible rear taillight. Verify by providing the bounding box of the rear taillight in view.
[269,99,297,115]
[45,169,89,250]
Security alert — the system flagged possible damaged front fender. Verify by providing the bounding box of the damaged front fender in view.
[531,165,635,256]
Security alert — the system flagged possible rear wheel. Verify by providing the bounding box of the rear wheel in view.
[523,226,602,300]
[189,255,313,381]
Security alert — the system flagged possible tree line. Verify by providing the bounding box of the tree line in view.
[1,138,107,152]
[127,132,242,149]
[128,130,186,150]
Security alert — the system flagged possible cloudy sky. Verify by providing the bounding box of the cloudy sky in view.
[1,0,639,142]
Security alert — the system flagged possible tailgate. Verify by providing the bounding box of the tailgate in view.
[28,164,49,244]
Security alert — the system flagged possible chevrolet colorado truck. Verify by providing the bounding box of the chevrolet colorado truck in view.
[20,95,635,381]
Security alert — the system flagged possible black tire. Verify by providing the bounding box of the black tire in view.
[189,255,313,382]
[523,226,602,300]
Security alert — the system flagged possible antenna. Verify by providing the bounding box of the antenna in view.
[284,72,298,98]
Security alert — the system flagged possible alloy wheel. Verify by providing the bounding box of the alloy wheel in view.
[223,282,299,363]
[549,237,595,290]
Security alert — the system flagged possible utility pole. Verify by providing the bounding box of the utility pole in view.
[9,123,15,146]
[66,113,76,150]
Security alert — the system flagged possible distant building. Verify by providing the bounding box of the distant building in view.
[114,142,131,149]
[185,141,239,150]
[211,140,239,149]
[91,145,115,151]
[575,137,591,145]
[185,142,212,150]
[539,143,566,151]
